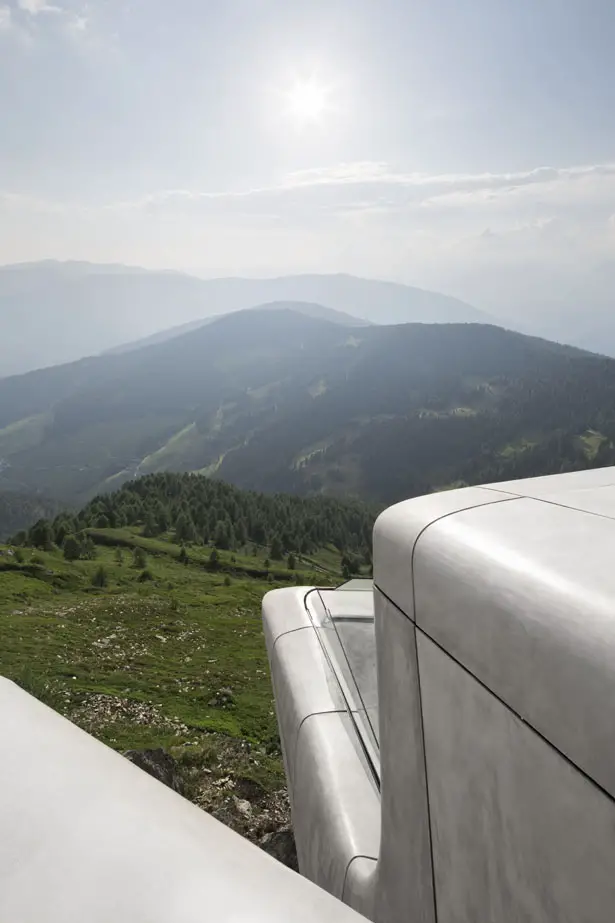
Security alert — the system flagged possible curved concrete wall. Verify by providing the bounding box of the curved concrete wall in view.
[373,466,615,923]
[263,588,380,915]
[266,466,615,923]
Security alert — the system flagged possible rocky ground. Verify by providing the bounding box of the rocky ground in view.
[68,691,297,870]
[123,744,298,871]
[0,538,308,872]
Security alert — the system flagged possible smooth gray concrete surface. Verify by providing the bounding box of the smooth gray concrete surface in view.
[343,857,378,921]
[0,678,370,923]
[337,578,375,591]
[292,711,380,902]
[318,588,375,620]
[262,586,381,916]
[490,464,615,497]
[371,589,435,923]
[373,486,514,619]
[418,632,615,923]
[413,496,615,797]
[268,623,346,782]
[262,586,314,650]
[265,466,615,923]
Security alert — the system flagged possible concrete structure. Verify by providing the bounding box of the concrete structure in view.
[263,466,615,923]
[0,678,369,922]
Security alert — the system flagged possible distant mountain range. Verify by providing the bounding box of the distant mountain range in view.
[0,260,488,376]
[106,301,371,355]
[1,306,614,537]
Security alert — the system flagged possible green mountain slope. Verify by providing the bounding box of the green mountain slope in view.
[0,474,373,857]
[1,307,615,525]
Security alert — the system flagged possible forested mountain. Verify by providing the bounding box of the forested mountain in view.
[0,261,487,375]
[15,473,374,566]
[1,306,615,535]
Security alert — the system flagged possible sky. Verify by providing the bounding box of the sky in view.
[2,0,615,326]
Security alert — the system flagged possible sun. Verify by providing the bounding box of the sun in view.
[285,78,329,124]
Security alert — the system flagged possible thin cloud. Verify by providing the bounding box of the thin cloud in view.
[89,160,615,226]
[66,12,87,32]
[282,161,615,200]
[0,6,11,28]
[7,160,615,222]
[18,0,62,13]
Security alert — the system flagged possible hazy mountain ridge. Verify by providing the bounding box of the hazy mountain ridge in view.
[106,301,371,355]
[0,261,488,376]
[1,307,614,530]
[0,490,60,540]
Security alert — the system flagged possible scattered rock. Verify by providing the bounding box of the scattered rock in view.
[123,748,184,794]
[234,776,266,803]
[70,693,188,736]
[234,797,252,817]
[207,687,235,708]
[259,829,298,872]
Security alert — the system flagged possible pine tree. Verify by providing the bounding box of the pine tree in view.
[214,520,231,550]
[155,501,170,533]
[143,511,159,537]
[83,537,97,560]
[178,544,190,566]
[236,517,248,547]
[54,517,75,547]
[133,546,147,569]
[175,512,196,544]
[91,565,108,588]
[63,534,82,562]
[29,519,53,550]
[270,535,283,560]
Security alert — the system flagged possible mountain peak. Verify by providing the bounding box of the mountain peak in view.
[0,262,488,377]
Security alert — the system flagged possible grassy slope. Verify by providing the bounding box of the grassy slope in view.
[0,531,346,808]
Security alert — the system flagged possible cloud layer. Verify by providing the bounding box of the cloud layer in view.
[2,157,615,333]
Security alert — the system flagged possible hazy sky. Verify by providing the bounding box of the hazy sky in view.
[2,0,615,320]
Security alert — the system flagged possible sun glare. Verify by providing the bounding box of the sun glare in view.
[285,78,329,124]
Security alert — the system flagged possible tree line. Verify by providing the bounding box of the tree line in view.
[12,473,376,564]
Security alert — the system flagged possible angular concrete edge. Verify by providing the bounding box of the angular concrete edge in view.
[413,496,615,798]
[0,679,369,923]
